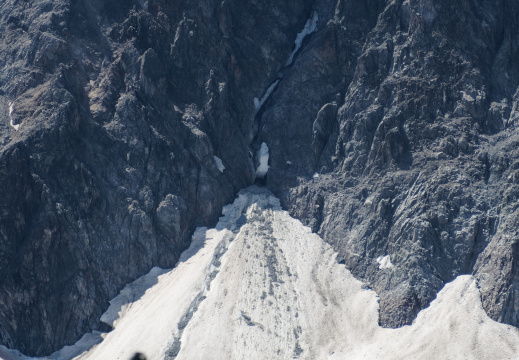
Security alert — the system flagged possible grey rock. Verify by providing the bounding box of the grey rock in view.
[1,0,519,355]
[0,0,312,355]
[266,0,519,329]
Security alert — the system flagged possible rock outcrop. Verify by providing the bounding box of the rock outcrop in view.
[0,0,313,355]
[1,0,519,355]
[267,0,519,328]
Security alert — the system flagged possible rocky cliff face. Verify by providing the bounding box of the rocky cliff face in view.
[1,0,518,356]
[272,0,519,329]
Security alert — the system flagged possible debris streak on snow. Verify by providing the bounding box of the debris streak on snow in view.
[213,156,225,173]
[253,80,279,111]
[255,142,269,178]
[7,186,519,360]
[376,255,393,269]
[285,12,318,66]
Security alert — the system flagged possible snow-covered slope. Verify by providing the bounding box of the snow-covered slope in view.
[5,186,519,360]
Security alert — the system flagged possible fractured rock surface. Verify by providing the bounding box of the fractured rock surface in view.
[1,0,519,355]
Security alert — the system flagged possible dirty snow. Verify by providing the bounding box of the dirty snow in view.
[213,156,225,173]
[255,143,269,178]
[6,187,519,360]
[376,255,393,269]
[285,12,318,66]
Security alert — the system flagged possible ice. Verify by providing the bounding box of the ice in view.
[253,80,279,111]
[313,172,319,179]
[8,187,519,360]
[255,142,269,178]
[213,156,225,173]
[285,12,318,66]
[376,255,393,269]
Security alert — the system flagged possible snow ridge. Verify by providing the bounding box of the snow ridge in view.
[164,231,232,359]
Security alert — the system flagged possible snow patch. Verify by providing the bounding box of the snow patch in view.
[255,142,269,178]
[213,156,225,173]
[285,12,319,66]
[461,91,475,102]
[376,255,393,269]
[253,80,279,111]
[8,102,19,131]
[364,196,374,205]
[286,160,292,165]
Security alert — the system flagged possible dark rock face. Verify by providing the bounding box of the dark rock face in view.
[0,0,312,355]
[1,0,519,355]
[264,0,519,329]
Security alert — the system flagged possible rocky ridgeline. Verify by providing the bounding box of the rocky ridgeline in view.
[0,0,518,356]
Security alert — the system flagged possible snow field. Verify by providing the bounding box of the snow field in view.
[6,186,519,360]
